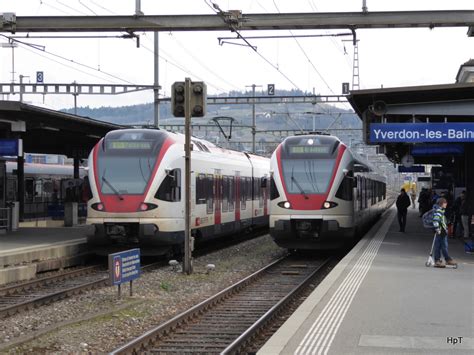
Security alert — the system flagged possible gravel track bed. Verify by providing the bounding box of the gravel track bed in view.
[0,235,285,354]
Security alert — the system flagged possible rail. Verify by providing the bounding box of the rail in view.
[111,255,332,354]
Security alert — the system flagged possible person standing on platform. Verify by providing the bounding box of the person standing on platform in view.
[432,197,456,268]
[396,188,411,232]
[410,188,417,209]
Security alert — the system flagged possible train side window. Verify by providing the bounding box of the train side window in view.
[357,176,362,210]
[206,174,213,214]
[240,177,246,210]
[258,178,264,207]
[335,171,353,201]
[156,169,181,202]
[361,177,366,209]
[222,176,229,212]
[195,173,207,205]
[270,176,280,200]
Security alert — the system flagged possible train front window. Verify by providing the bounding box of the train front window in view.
[99,156,156,195]
[281,159,335,194]
[97,130,167,195]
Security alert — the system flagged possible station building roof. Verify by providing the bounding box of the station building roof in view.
[347,83,474,164]
[348,82,474,119]
[0,100,124,159]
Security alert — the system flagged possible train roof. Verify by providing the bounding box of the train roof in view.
[103,128,269,162]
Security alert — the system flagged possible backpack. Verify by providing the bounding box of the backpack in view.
[422,209,435,229]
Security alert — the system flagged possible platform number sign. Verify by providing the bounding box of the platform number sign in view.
[267,84,275,96]
[36,71,44,83]
[342,82,350,95]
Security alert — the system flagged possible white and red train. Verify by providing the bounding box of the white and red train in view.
[270,133,387,250]
[86,129,269,254]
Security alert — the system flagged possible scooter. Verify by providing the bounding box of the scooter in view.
[425,232,458,269]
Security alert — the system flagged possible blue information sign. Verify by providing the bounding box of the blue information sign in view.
[411,144,464,156]
[108,248,140,286]
[370,123,474,143]
[0,139,21,156]
[398,165,425,173]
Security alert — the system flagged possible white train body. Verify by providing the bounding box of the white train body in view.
[270,134,387,250]
[87,129,269,253]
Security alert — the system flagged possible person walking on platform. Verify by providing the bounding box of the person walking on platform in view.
[396,189,411,232]
[433,197,456,268]
[410,188,417,209]
[459,191,471,240]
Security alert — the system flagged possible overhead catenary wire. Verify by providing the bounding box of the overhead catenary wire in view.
[164,33,241,91]
[77,0,98,15]
[16,42,118,84]
[54,0,90,16]
[139,37,228,94]
[0,34,136,85]
[206,0,302,91]
[272,0,335,95]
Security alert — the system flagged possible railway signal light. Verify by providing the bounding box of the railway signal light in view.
[171,81,185,117]
[171,81,207,118]
[190,81,207,117]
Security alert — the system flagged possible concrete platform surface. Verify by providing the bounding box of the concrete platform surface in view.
[0,226,89,285]
[259,208,474,355]
[0,226,88,257]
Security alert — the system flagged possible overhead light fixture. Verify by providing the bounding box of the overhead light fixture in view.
[42,126,60,131]
[86,134,102,139]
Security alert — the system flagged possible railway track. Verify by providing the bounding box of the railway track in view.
[112,255,332,355]
[0,261,164,319]
[0,265,109,318]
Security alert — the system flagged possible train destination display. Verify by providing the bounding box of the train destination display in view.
[289,145,331,154]
[107,141,153,150]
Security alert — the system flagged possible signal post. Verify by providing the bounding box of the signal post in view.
[172,78,206,275]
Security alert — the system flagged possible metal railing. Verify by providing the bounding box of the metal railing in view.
[0,207,10,231]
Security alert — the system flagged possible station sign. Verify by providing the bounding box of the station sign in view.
[370,123,474,143]
[398,165,425,173]
[108,248,140,286]
[0,138,23,156]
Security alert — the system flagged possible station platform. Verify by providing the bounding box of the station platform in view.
[259,208,474,354]
[0,226,89,285]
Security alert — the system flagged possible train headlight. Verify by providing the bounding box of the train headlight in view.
[278,201,292,209]
[322,201,338,209]
[138,203,158,212]
[91,203,105,211]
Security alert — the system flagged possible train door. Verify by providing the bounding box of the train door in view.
[235,172,240,224]
[0,160,5,208]
[214,170,222,234]
[262,175,268,216]
[190,172,196,223]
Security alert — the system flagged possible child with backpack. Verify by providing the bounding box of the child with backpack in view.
[432,197,456,268]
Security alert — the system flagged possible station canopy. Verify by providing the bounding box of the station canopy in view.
[0,100,123,159]
[347,83,474,164]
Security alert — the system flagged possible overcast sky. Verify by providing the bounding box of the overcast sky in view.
[1,0,474,110]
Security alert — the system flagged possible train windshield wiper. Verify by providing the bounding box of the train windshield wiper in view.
[291,169,309,200]
[102,176,124,200]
